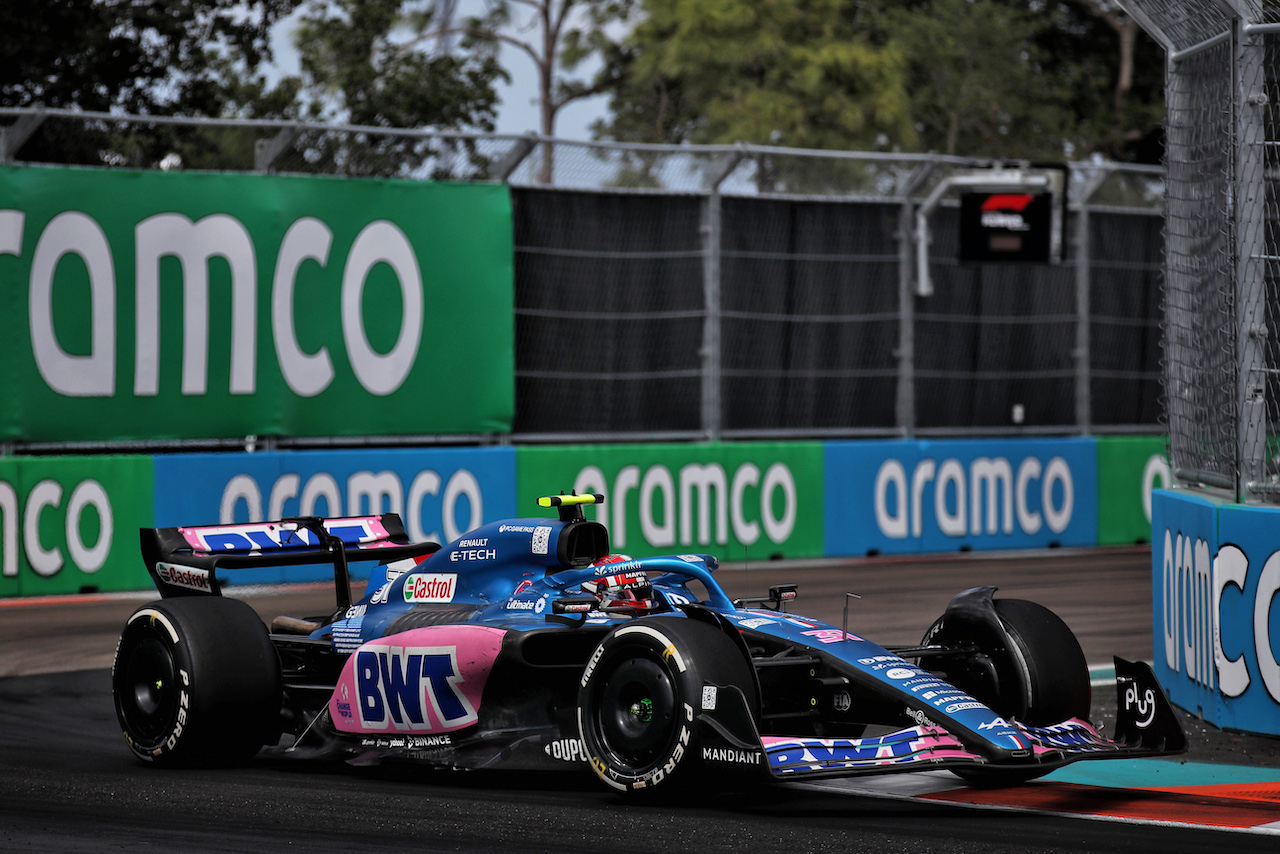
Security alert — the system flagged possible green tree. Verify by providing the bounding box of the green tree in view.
[1066,0,1141,119]
[404,0,636,181]
[0,0,307,167]
[292,0,503,130]
[881,0,1164,161]
[0,0,300,115]
[597,0,915,151]
[438,0,636,140]
[264,0,507,178]
[885,0,1073,159]
[1032,0,1165,161]
[596,0,1164,163]
[0,1,509,174]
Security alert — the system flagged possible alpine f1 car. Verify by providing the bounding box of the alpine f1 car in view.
[112,493,1185,793]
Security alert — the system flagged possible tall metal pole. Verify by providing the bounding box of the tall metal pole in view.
[701,192,723,440]
[701,147,746,440]
[1235,13,1268,502]
[897,162,935,435]
[1073,170,1109,434]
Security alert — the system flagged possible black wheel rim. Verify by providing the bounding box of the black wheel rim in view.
[593,651,677,771]
[118,632,180,744]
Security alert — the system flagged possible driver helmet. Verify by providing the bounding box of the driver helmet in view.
[582,554,658,613]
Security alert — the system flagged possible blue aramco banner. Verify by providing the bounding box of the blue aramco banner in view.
[1152,488,1280,736]
[153,447,515,584]
[824,438,1098,556]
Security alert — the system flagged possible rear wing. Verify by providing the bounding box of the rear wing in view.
[140,514,439,610]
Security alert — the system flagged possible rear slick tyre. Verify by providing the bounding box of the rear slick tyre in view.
[112,597,282,766]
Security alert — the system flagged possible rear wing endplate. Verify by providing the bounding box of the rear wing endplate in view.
[140,514,439,610]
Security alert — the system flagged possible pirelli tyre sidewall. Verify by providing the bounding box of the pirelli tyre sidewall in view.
[578,617,749,794]
[922,597,1090,726]
[112,597,282,766]
[923,597,1090,785]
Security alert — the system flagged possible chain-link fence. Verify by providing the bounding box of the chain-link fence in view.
[1122,1,1280,502]
[508,143,1164,440]
[1,107,1164,448]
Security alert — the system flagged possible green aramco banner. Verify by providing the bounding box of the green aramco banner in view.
[0,165,513,442]
[517,442,825,561]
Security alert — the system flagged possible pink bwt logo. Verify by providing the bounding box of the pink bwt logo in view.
[330,626,505,734]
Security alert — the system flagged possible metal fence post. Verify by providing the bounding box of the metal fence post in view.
[897,161,936,435]
[700,191,722,441]
[254,125,300,173]
[1161,45,1197,488]
[493,134,538,183]
[0,109,45,163]
[701,145,746,440]
[1073,169,1109,434]
[1236,15,1268,502]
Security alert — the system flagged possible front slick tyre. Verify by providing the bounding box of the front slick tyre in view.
[926,597,1089,786]
[578,617,754,796]
[112,597,281,767]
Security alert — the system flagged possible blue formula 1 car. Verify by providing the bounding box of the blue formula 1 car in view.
[112,493,1185,793]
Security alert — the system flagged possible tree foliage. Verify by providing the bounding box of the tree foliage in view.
[597,0,916,151]
[1029,0,1165,161]
[596,0,1165,162]
[883,0,1071,159]
[2,0,1167,167]
[392,0,637,182]
[279,0,509,177]
[291,0,505,130]
[0,0,506,130]
[438,0,636,138]
[0,0,310,167]
[0,0,300,115]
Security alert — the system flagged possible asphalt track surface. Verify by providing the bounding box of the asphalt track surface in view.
[3,547,1280,853]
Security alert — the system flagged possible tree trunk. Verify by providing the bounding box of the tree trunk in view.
[538,2,557,184]
[1115,18,1135,120]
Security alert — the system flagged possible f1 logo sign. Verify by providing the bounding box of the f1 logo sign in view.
[980,193,1034,213]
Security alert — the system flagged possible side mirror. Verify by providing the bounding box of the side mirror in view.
[733,583,798,612]
[552,596,598,615]
[545,596,600,627]
[769,584,798,609]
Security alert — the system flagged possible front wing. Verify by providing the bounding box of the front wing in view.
[764,718,1116,779]
[747,658,1186,781]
